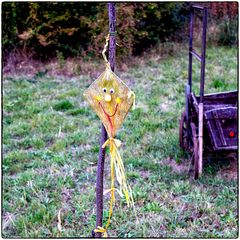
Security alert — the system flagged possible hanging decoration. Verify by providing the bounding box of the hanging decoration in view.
[83,34,135,237]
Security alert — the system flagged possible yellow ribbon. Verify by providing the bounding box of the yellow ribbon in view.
[98,138,134,237]
[102,34,110,67]
[102,33,120,68]
[94,226,108,238]
[127,91,136,110]
[102,138,132,205]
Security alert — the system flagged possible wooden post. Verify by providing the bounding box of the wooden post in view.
[94,124,107,238]
[108,3,116,71]
[198,102,203,176]
[94,3,116,238]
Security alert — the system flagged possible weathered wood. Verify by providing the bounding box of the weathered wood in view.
[108,3,116,71]
[198,103,203,176]
[190,122,199,179]
[204,104,237,111]
[184,5,238,179]
[195,90,238,105]
[95,3,116,238]
[212,110,227,146]
[205,107,237,150]
[190,92,199,115]
[205,107,237,119]
[95,125,107,238]
[188,89,238,152]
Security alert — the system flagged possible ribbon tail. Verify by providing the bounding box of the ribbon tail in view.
[94,226,108,238]
[100,137,135,236]
[111,143,134,208]
[102,139,110,148]
[128,91,135,110]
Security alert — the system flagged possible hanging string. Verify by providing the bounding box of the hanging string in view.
[102,33,121,68]
[102,34,110,68]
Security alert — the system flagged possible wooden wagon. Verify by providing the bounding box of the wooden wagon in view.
[179,5,238,179]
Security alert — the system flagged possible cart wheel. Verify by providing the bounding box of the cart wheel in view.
[190,123,199,180]
[179,111,188,150]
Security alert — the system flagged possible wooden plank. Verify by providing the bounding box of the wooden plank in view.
[205,107,238,150]
[203,90,237,97]
[185,84,190,120]
[206,119,217,150]
[198,103,203,176]
[195,90,238,105]
[191,92,199,114]
[212,110,227,146]
[190,50,202,62]
[204,104,236,112]
[205,107,237,119]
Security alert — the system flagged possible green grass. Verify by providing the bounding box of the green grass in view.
[2,46,238,238]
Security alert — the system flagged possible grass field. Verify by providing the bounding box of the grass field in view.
[2,46,238,238]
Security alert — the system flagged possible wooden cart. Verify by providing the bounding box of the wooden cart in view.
[179,5,238,179]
